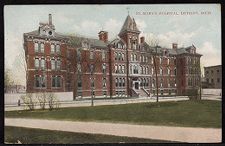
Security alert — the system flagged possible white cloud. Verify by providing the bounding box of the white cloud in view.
[198,41,221,67]
[73,20,101,37]
[135,19,147,33]
[104,18,122,39]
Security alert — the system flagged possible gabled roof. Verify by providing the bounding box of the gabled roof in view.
[68,35,108,49]
[119,15,140,36]
[24,30,67,40]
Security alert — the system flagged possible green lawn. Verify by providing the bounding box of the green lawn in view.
[5,126,176,144]
[5,100,221,128]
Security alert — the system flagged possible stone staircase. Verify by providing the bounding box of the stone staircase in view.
[139,88,150,97]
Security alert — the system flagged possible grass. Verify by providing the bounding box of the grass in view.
[5,100,221,128]
[5,126,176,144]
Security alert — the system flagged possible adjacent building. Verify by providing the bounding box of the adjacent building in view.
[204,65,222,89]
[23,14,202,98]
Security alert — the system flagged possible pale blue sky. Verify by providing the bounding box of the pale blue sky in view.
[4,4,221,85]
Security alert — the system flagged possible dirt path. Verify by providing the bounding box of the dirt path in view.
[5,118,221,143]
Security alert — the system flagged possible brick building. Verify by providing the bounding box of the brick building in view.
[24,14,202,97]
[204,65,222,89]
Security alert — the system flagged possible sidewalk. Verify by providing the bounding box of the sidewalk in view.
[5,118,221,143]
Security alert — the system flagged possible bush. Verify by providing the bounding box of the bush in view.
[20,93,36,110]
[46,93,60,110]
[36,93,47,110]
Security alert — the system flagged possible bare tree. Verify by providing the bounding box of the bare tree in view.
[145,35,160,102]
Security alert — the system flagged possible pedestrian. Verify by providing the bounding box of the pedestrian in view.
[18,99,20,106]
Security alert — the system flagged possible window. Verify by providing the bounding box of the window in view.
[56,59,61,70]
[160,68,163,75]
[102,51,106,60]
[122,65,125,74]
[90,64,94,74]
[56,45,60,53]
[122,78,125,87]
[151,68,154,75]
[146,67,149,74]
[34,43,38,52]
[174,68,177,75]
[206,71,209,74]
[206,78,209,83]
[118,53,122,61]
[211,70,213,74]
[35,58,45,70]
[145,56,148,62]
[35,58,39,69]
[115,78,118,87]
[167,68,170,75]
[122,53,125,61]
[40,58,46,70]
[211,79,214,83]
[133,65,138,74]
[115,52,118,60]
[146,78,149,86]
[167,58,169,65]
[119,78,122,87]
[115,65,118,73]
[134,54,137,61]
[52,76,61,87]
[40,43,44,53]
[103,78,106,88]
[102,64,106,74]
[119,65,122,73]
[131,54,134,61]
[35,75,46,88]
[35,42,45,53]
[159,57,162,64]
[90,51,94,59]
[217,70,219,73]
[51,44,55,53]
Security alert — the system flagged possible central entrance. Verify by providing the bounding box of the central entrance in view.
[135,82,139,89]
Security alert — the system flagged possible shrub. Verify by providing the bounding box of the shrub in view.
[46,93,60,110]
[20,93,35,110]
[36,93,47,110]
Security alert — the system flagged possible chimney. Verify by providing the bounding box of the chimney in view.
[140,36,145,43]
[49,14,52,25]
[98,31,108,42]
[172,43,178,49]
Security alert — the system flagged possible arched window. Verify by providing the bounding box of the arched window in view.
[115,78,118,87]
[141,66,143,74]
[119,78,122,87]
[115,52,118,60]
[152,79,155,87]
[119,65,122,73]
[159,57,162,64]
[160,68,163,75]
[167,68,170,75]
[34,42,39,52]
[134,54,137,61]
[142,55,145,62]
[146,67,149,74]
[131,54,134,61]
[122,65,125,74]
[122,53,125,61]
[140,78,143,86]
[115,65,118,73]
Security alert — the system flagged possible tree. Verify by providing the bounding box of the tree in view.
[4,68,15,92]
[145,35,160,102]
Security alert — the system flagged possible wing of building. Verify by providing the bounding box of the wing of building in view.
[23,14,202,98]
